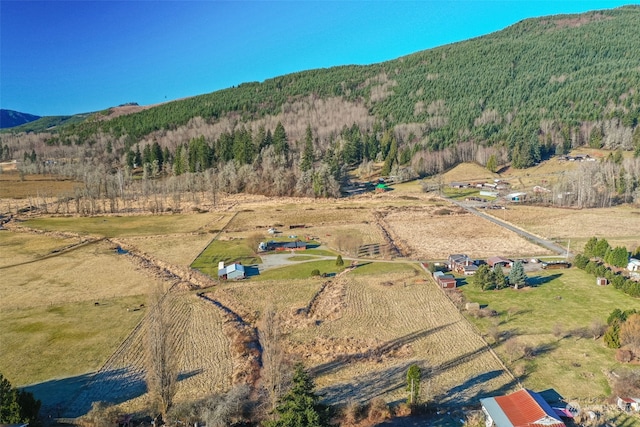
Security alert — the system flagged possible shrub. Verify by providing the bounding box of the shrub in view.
[616,348,634,363]
[311,269,321,277]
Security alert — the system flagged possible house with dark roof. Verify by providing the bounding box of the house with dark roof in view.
[448,254,474,273]
[480,389,565,427]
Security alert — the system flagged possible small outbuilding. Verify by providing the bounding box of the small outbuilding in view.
[218,262,245,280]
[618,397,640,412]
[487,256,512,268]
[628,258,640,272]
[596,277,608,286]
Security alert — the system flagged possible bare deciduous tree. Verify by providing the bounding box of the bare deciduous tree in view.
[258,307,287,416]
[145,284,179,421]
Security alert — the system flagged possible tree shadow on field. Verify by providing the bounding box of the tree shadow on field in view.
[435,370,518,406]
[310,324,455,378]
[528,273,562,287]
[26,367,202,419]
[318,361,428,406]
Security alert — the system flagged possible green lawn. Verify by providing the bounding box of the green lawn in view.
[459,268,640,399]
[253,260,345,281]
[191,239,261,276]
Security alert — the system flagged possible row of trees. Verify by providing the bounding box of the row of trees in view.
[472,261,528,291]
[582,237,632,268]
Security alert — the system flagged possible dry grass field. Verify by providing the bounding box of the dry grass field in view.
[4,164,640,418]
[119,233,215,267]
[487,205,640,252]
[22,212,230,238]
[383,207,552,259]
[59,292,233,417]
[0,240,161,309]
[0,231,81,267]
[281,270,515,405]
[0,171,80,199]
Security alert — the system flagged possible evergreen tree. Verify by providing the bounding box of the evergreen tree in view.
[486,154,498,173]
[508,261,528,289]
[381,137,398,176]
[606,246,630,268]
[336,254,344,267]
[583,237,598,258]
[273,122,289,158]
[265,364,328,427]
[300,125,314,172]
[134,144,142,168]
[493,264,507,289]
[406,364,421,405]
[151,141,164,170]
[473,264,494,290]
[0,373,40,425]
[594,238,611,258]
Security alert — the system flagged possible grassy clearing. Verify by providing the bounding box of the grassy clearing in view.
[23,212,226,237]
[191,238,261,276]
[0,241,160,309]
[304,248,337,256]
[0,231,80,267]
[121,233,214,267]
[349,261,420,276]
[220,279,321,315]
[253,260,344,281]
[459,268,640,399]
[0,295,145,387]
[488,205,640,252]
[0,172,80,199]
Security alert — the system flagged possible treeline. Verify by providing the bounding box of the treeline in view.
[550,154,640,208]
[573,237,640,298]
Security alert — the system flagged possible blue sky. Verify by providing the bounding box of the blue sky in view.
[0,1,633,116]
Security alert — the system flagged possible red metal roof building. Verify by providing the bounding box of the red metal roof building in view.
[480,389,566,427]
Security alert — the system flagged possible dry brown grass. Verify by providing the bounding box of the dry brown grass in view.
[488,205,640,251]
[383,207,551,259]
[119,233,215,267]
[280,271,514,404]
[62,292,233,417]
[0,231,81,267]
[0,240,161,310]
[442,163,499,183]
[0,171,79,199]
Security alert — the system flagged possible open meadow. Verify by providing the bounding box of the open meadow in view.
[459,267,640,400]
[485,204,640,252]
[3,174,640,420]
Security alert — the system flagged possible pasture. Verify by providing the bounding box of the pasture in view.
[22,212,229,237]
[460,268,640,399]
[4,172,640,418]
[486,204,640,252]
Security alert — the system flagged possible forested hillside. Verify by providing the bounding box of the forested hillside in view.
[2,6,640,203]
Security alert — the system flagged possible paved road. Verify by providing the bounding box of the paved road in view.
[445,198,571,257]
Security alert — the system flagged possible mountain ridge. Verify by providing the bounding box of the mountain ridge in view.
[0,109,41,129]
